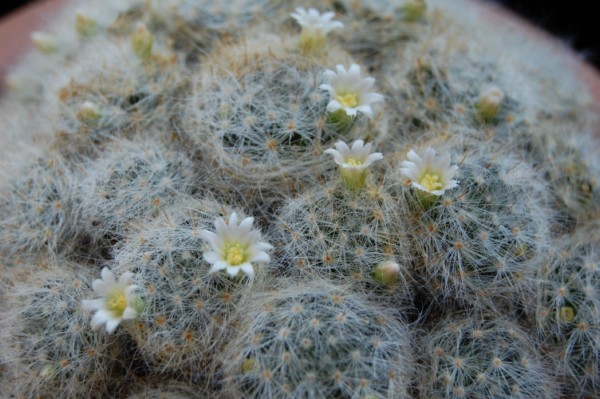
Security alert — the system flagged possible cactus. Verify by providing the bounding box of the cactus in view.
[401,155,552,315]
[0,0,598,397]
[0,259,130,399]
[111,196,252,382]
[535,229,600,397]
[272,181,415,307]
[0,156,81,262]
[77,138,196,246]
[420,316,557,398]
[218,280,414,398]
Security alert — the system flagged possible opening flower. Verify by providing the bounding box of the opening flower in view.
[320,64,384,118]
[400,148,459,196]
[291,8,343,52]
[200,213,272,280]
[325,139,383,191]
[82,268,140,334]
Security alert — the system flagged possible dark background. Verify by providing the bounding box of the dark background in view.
[1,0,598,69]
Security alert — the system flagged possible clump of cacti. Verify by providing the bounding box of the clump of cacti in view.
[0,0,598,398]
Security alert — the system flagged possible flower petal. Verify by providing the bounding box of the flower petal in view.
[82,299,104,312]
[354,105,373,118]
[105,318,121,334]
[91,309,111,330]
[240,263,255,279]
[239,217,254,234]
[319,83,335,93]
[348,64,361,77]
[407,150,422,163]
[203,251,220,264]
[118,272,134,286]
[326,100,343,113]
[351,139,365,152]
[364,152,383,166]
[199,230,221,249]
[209,261,228,274]
[92,279,109,295]
[122,307,138,320]
[225,266,241,277]
[336,64,347,75]
[362,92,385,105]
[250,251,271,264]
[101,267,116,285]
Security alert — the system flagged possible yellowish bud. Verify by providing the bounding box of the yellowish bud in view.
[132,24,154,60]
[75,11,98,37]
[559,306,576,323]
[372,261,401,286]
[401,0,427,21]
[77,101,102,123]
[476,85,504,121]
[31,31,57,54]
[242,358,256,374]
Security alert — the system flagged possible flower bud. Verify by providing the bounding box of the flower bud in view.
[476,85,504,121]
[372,261,401,286]
[558,306,575,323]
[31,31,57,54]
[75,11,98,37]
[132,24,154,60]
[77,101,102,123]
[400,0,427,22]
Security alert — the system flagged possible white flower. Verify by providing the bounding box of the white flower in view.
[291,7,343,36]
[400,148,459,196]
[320,64,384,118]
[325,140,383,190]
[200,213,272,279]
[325,140,383,170]
[82,268,140,334]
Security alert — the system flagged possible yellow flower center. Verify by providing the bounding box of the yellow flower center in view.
[337,93,359,108]
[345,157,363,167]
[225,242,247,266]
[420,173,443,191]
[107,292,127,316]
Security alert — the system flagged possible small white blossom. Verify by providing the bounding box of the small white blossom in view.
[325,140,383,170]
[200,213,272,279]
[82,268,140,334]
[325,140,383,190]
[320,64,384,118]
[400,148,459,196]
[291,7,343,36]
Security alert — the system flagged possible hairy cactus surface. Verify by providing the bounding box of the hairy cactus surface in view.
[218,280,414,398]
[0,0,598,398]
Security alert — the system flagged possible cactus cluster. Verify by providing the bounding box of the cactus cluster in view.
[0,0,598,398]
